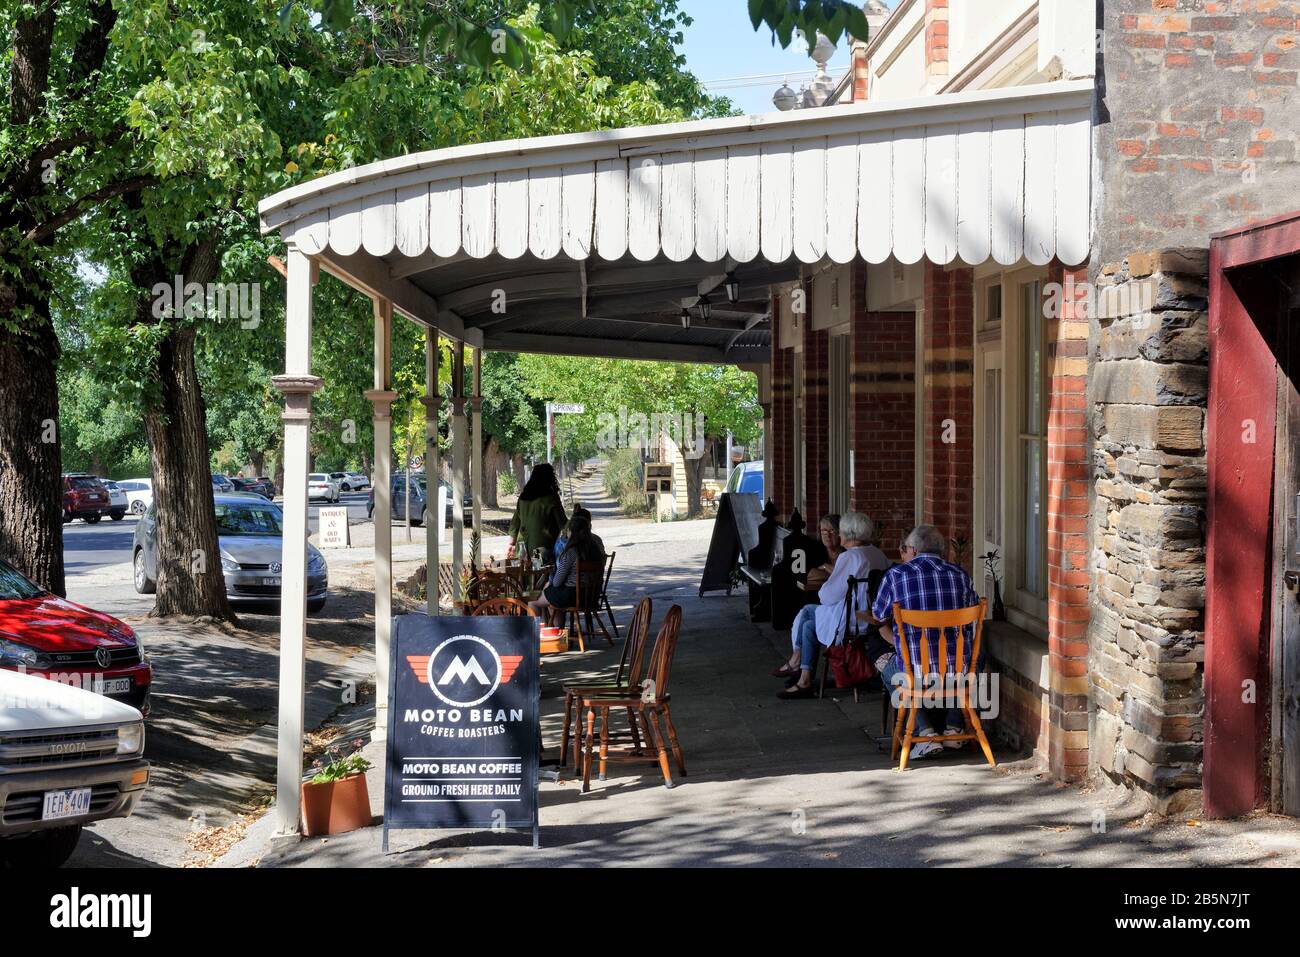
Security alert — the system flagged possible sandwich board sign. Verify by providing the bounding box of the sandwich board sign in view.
[383,612,540,851]
[318,507,350,548]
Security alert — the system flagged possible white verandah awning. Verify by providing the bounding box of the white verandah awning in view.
[259,78,1092,364]
[256,78,1093,838]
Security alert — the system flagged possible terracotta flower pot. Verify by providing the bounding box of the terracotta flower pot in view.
[300,772,373,837]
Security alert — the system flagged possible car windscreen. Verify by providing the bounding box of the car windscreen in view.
[69,477,102,490]
[0,560,46,599]
[739,471,763,494]
[215,503,284,536]
[309,474,328,482]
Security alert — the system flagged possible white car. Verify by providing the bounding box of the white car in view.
[115,478,153,515]
[101,481,130,520]
[331,471,371,492]
[308,473,341,503]
[0,668,149,867]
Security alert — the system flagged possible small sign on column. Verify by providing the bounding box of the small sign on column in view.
[319,506,350,548]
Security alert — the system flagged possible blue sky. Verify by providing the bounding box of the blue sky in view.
[678,1,869,115]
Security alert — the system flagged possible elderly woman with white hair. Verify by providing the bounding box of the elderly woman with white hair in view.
[774,510,892,699]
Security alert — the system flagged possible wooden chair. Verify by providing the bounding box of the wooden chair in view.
[888,599,996,771]
[472,568,522,605]
[558,559,612,651]
[580,605,685,791]
[599,551,619,638]
[559,596,652,770]
[471,597,537,616]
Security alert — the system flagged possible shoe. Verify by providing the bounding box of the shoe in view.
[777,684,816,700]
[909,733,944,761]
[943,726,966,750]
[771,663,799,678]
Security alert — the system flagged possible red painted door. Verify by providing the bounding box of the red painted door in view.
[1273,264,1300,815]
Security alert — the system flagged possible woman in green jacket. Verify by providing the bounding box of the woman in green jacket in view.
[507,463,568,562]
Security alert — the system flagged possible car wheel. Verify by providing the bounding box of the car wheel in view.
[85,514,101,524]
[130,500,146,515]
[0,824,83,868]
[110,510,125,521]
[134,549,156,595]
[307,597,327,613]
[413,508,427,528]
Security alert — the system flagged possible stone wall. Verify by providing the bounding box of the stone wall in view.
[1089,247,1210,809]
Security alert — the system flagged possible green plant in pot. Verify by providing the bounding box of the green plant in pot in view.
[301,739,373,837]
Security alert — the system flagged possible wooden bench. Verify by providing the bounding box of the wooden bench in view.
[738,525,788,622]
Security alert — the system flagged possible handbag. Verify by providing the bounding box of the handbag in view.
[825,575,878,688]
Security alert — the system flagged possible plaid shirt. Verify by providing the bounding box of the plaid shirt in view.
[871,554,979,676]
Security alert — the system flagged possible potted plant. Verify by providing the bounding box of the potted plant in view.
[301,739,373,837]
[979,549,1007,622]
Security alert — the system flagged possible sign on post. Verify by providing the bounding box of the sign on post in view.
[550,403,585,414]
[318,507,350,548]
[383,613,540,850]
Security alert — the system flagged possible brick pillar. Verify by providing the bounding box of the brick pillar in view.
[803,320,830,523]
[1046,262,1092,783]
[770,295,795,517]
[851,41,871,102]
[922,262,974,566]
[924,0,949,91]
[849,263,915,553]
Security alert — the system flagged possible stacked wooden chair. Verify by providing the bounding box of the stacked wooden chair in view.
[888,599,997,771]
[579,604,686,791]
[559,596,653,770]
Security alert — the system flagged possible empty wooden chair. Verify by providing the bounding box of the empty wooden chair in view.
[599,551,619,638]
[559,596,653,770]
[471,597,537,616]
[557,560,612,651]
[580,605,685,791]
[472,568,522,605]
[888,599,996,771]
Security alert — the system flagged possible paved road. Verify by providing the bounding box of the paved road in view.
[61,492,374,574]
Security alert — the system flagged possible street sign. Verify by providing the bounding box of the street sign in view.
[550,403,585,414]
[382,613,540,850]
[318,507,350,548]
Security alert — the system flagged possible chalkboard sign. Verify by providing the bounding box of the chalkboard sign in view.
[698,492,763,596]
[382,613,540,849]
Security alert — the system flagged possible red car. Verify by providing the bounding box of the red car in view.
[0,559,151,715]
[62,473,110,524]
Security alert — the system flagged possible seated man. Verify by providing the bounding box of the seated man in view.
[870,524,980,760]
[773,511,891,699]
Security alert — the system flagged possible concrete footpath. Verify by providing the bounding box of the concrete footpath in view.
[241,472,1300,869]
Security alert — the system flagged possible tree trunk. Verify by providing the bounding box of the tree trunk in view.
[482,437,501,508]
[0,304,65,595]
[250,449,264,478]
[138,242,236,621]
[512,453,526,492]
[683,443,712,518]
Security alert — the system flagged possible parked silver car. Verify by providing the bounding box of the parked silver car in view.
[132,493,328,612]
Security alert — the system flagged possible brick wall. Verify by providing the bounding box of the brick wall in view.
[802,320,830,524]
[848,263,915,553]
[1046,262,1093,782]
[1097,2,1300,265]
[771,294,795,519]
[921,263,974,566]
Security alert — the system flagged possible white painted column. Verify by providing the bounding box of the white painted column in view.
[364,299,396,742]
[422,331,442,614]
[470,347,483,563]
[450,346,467,601]
[271,246,321,839]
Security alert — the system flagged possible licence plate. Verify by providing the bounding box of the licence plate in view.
[43,787,92,821]
[262,577,281,586]
[100,677,132,695]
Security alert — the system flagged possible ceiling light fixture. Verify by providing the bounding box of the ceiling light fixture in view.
[724,272,740,304]
[680,306,691,329]
[697,294,712,321]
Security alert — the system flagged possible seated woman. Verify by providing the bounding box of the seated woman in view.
[528,514,604,625]
[554,506,605,557]
[772,511,892,699]
[803,513,843,589]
